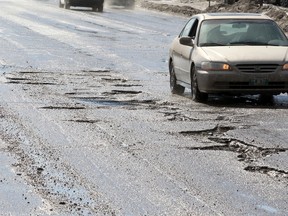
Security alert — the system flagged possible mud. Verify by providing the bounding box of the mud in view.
[2,65,288,214]
[245,166,288,181]
[4,70,288,184]
[179,125,236,135]
[187,137,287,161]
[179,122,288,182]
[40,106,86,110]
[140,0,288,32]
[0,106,115,215]
[1,2,288,213]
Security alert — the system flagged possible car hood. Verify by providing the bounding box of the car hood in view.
[200,46,288,64]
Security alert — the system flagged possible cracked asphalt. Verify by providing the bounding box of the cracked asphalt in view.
[0,0,288,215]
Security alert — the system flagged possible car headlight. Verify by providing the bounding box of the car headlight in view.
[283,63,288,70]
[201,62,231,71]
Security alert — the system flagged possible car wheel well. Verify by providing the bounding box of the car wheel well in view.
[190,62,195,79]
[190,63,208,102]
[169,60,185,94]
[169,58,173,67]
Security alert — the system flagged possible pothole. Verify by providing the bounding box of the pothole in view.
[179,125,235,136]
[40,106,85,110]
[164,112,199,121]
[77,99,131,107]
[72,97,158,109]
[5,77,31,81]
[66,119,100,124]
[6,81,57,85]
[244,166,288,180]
[82,69,110,73]
[102,90,142,95]
[101,78,126,82]
[1,113,113,214]
[182,135,288,182]
[18,71,42,74]
[113,84,143,87]
[183,138,287,163]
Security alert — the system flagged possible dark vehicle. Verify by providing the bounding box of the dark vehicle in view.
[59,0,104,12]
[270,0,288,7]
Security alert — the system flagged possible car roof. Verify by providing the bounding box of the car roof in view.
[195,13,271,21]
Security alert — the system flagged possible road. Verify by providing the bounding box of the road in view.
[0,0,288,215]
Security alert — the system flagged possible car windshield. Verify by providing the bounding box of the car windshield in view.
[198,19,288,47]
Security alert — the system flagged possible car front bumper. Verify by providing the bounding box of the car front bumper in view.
[196,68,288,95]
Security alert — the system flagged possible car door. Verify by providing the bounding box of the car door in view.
[172,18,198,84]
[181,19,199,84]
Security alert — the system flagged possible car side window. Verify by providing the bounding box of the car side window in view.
[189,19,199,38]
[179,18,198,38]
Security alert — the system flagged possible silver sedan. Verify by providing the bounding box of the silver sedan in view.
[169,13,288,102]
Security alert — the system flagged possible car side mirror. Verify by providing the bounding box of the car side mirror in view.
[179,36,194,46]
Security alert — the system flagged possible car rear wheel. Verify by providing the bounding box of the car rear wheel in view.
[59,0,64,8]
[92,3,103,12]
[126,0,135,9]
[64,0,70,9]
[98,3,104,12]
[191,67,208,102]
[169,62,185,94]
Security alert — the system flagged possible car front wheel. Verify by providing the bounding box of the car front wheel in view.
[191,66,208,102]
[169,62,185,94]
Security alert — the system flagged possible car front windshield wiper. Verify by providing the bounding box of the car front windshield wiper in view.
[228,41,278,46]
[200,43,226,47]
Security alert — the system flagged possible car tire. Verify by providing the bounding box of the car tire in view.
[191,66,208,102]
[98,3,104,12]
[126,0,135,9]
[280,0,288,6]
[169,62,185,95]
[92,5,97,12]
[93,3,103,12]
[258,94,274,105]
[64,0,70,9]
[59,0,64,8]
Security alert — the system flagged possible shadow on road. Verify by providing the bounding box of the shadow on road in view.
[205,94,288,109]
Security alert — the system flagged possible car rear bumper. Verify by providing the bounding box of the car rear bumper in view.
[69,0,103,6]
[196,69,288,95]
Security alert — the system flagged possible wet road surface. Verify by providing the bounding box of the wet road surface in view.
[0,0,288,215]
